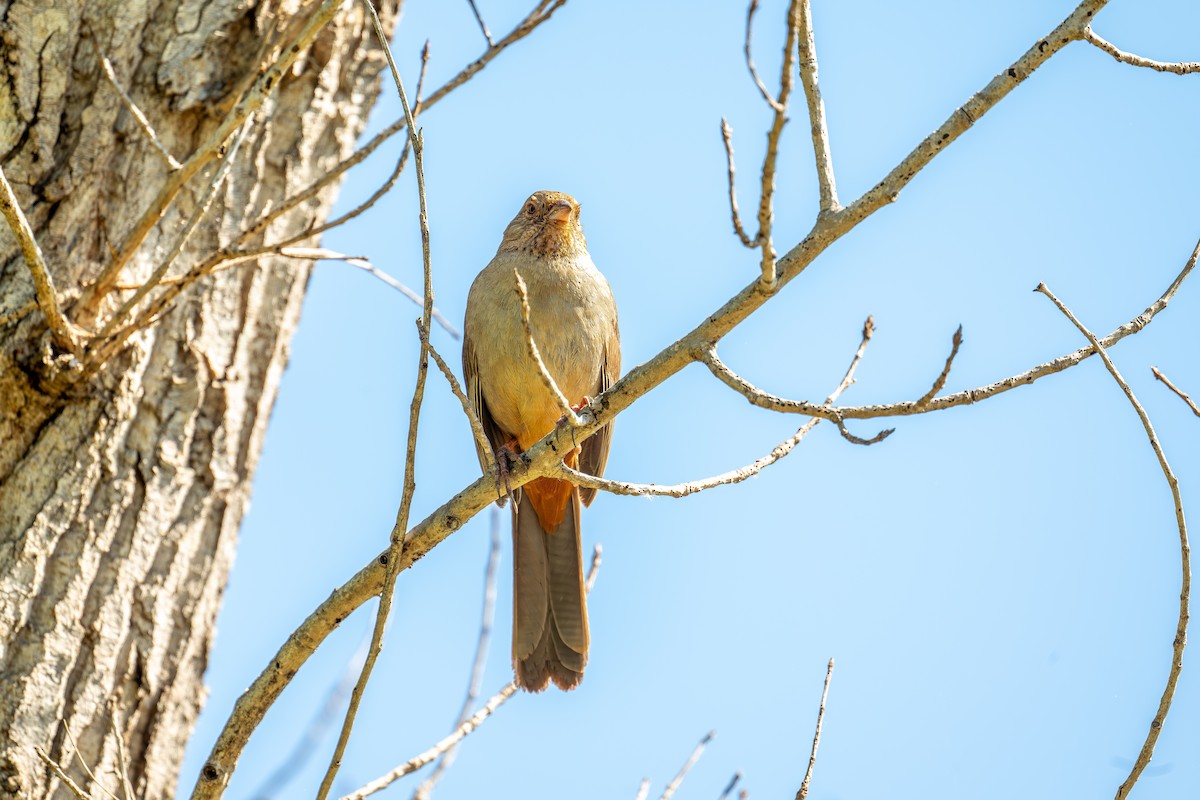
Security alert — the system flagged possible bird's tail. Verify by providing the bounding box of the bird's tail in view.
[512,482,588,691]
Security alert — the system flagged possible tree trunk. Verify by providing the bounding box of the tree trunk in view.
[0,1,397,796]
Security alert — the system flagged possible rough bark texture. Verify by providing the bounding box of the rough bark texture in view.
[0,1,397,797]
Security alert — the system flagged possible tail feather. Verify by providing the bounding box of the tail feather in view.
[512,488,588,691]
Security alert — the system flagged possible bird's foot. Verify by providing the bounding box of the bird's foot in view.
[493,439,523,506]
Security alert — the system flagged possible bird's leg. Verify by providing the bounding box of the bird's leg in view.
[493,438,522,505]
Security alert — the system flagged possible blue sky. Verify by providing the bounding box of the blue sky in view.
[182,1,1200,797]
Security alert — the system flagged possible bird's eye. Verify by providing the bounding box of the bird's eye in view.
[524,202,537,216]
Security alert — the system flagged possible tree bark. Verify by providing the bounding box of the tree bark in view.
[0,1,397,796]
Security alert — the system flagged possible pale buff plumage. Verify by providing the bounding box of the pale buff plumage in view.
[462,191,619,691]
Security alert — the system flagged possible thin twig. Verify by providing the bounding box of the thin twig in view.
[411,509,502,800]
[466,0,494,46]
[720,118,756,248]
[96,117,254,340]
[0,298,38,327]
[248,628,371,799]
[236,1,568,246]
[660,732,715,800]
[420,320,493,469]
[85,0,345,307]
[109,708,135,800]
[561,319,874,498]
[100,56,182,170]
[719,773,742,800]
[0,164,80,353]
[1082,26,1200,74]
[1151,367,1200,417]
[513,268,581,425]
[916,325,963,406]
[633,779,651,800]
[744,0,785,112]
[35,746,93,800]
[585,544,602,594]
[61,720,121,800]
[253,41,431,252]
[755,0,803,288]
[1035,283,1190,800]
[338,683,520,800]
[795,658,833,800]
[316,2,433,796]
[795,0,840,215]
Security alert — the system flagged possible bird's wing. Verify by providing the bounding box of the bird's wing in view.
[578,320,620,507]
[462,329,508,472]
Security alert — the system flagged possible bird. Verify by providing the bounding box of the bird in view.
[463,191,620,691]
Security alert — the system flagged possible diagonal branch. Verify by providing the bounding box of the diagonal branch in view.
[795,658,834,800]
[514,268,581,425]
[420,319,494,470]
[85,0,347,308]
[0,165,81,354]
[659,732,715,800]
[1035,283,1190,800]
[236,0,569,247]
[465,0,495,46]
[100,56,182,170]
[560,317,874,497]
[796,0,839,215]
[1082,26,1200,75]
[1151,366,1200,417]
[916,324,963,406]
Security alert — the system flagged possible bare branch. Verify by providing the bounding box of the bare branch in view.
[514,268,581,425]
[916,324,963,406]
[342,543,604,800]
[95,117,254,340]
[253,41,431,252]
[0,164,81,354]
[60,720,121,800]
[720,118,757,248]
[85,0,346,307]
[108,708,135,800]
[585,543,602,594]
[660,731,715,800]
[192,6,1134,790]
[338,683,520,800]
[237,1,569,247]
[755,0,803,288]
[100,56,181,170]
[795,658,833,800]
[1035,283,1190,800]
[1151,366,1200,417]
[561,318,873,498]
[420,320,494,470]
[466,0,495,46]
[795,0,839,215]
[744,0,785,112]
[634,779,651,800]
[315,2,434,796]
[719,774,743,800]
[35,746,93,800]
[411,511,502,800]
[830,413,893,446]
[0,299,38,328]
[1083,26,1200,75]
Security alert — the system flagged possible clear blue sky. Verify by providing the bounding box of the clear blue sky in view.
[182,2,1200,797]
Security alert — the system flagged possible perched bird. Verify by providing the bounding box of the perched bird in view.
[463,191,620,691]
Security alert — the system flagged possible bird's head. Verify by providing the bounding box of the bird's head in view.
[497,191,587,258]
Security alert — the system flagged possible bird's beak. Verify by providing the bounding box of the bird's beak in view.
[547,200,573,225]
